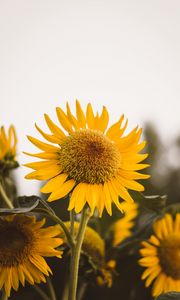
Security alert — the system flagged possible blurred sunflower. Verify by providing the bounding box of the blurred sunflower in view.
[0,125,18,172]
[139,213,180,297]
[25,101,149,216]
[0,214,63,296]
[111,202,138,247]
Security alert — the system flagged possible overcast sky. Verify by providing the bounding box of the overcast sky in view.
[0,0,180,194]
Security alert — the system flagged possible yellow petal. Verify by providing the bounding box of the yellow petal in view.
[103,182,112,216]
[117,127,142,150]
[111,178,134,203]
[87,184,102,216]
[44,114,66,138]
[48,179,76,202]
[74,183,87,213]
[152,273,167,297]
[107,181,123,212]
[86,103,95,129]
[11,267,19,291]
[56,107,73,133]
[76,100,86,128]
[145,267,161,287]
[106,115,124,139]
[41,173,68,193]
[68,184,82,211]
[118,169,150,180]
[25,165,61,180]
[35,123,62,144]
[9,125,17,155]
[23,151,59,160]
[24,160,58,170]
[117,176,144,191]
[27,136,59,152]
[95,106,109,132]
[66,102,81,130]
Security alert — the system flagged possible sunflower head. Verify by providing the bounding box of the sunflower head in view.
[0,214,63,296]
[139,213,180,297]
[25,101,150,216]
[0,125,18,173]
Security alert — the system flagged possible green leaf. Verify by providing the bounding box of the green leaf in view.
[0,195,40,215]
[137,193,167,213]
[156,292,180,299]
[0,195,56,216]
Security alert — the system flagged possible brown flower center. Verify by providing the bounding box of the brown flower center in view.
[58,129,121,184]
[0,221,35,266]
[159,233,180,279]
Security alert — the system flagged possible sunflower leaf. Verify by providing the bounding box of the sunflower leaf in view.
[0,195,57,216]
[136,193,167,213]
[0,195,40,215]
[155,292,180,299]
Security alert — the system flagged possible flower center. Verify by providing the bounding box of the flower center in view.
[159,233,180,279]
[0,223,35,266]
[58,129,121,184]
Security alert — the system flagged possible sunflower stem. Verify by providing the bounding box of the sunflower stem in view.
[0,181,13,209]
[70,210,75,238]
[46,277,57,300]
[68,207,90,300]
[62,281,69,300]
[33,285,51,300]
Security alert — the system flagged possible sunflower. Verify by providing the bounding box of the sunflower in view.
[24,101,149,216]
[111,202,138,247]
[0,125,18,171]
[139,213,180,297]
[0,214,63,296]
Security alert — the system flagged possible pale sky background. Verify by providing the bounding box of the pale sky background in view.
[0,0,180,194]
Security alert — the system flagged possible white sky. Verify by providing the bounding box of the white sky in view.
[0,0,180,194]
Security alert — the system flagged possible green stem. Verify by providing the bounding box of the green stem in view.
[77,283,87,300]
[33,285,51,300]
[68,207,90,300]
[0,182,13,209]
[46,277,57,300]
[62,281,69,300]
[70,210,75,238]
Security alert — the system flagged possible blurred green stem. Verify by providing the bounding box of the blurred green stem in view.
[33,285,51,300]
[0,181,13,209]
[68,207,90,300]
[62,281,69,300]
[77,282,87,300]
[47,277,57,300]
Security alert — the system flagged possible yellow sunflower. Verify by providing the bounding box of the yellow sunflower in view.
[139,213,180,297]
[24,101,149,216]
[0,125,17,170]
[111,202,138,247]
[0,214,63,296]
